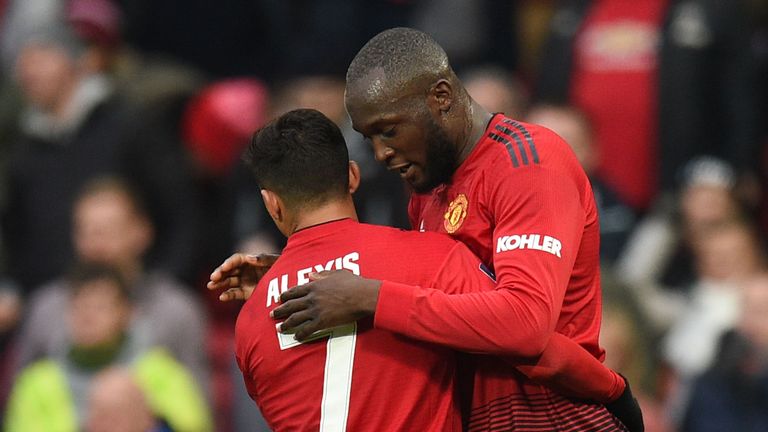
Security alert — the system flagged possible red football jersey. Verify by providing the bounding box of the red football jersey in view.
[375,114,626,431]
[235,218,497,432]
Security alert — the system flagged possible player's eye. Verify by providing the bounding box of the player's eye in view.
[382,127,396,138]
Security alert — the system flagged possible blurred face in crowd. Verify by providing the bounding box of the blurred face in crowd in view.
[346,75,459,194]
[695,222,764,282]
[526,106,596,174]
[464,74,524,119]
[73,190,152,273]
[681,183,739,241]
[280,77,347,125]
[86,369,155,432]
[69,278,132,348]
[15,42,80,113]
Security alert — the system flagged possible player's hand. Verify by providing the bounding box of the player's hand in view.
[605,375,644,432]
[207,253,280,301]
[271,270,381,341]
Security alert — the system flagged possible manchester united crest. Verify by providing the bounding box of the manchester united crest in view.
[444,194,468,234]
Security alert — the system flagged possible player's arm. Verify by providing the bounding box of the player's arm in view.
[375,159,584,349]
[381,240,626,402]
[274,161,621,389]
[274,240,625,403]
[273,161,641,427]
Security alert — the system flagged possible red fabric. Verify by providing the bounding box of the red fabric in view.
[391,114,626,429]
[570,0,668,210]
[183,79,269,176]
[0,0,8,26]
[405,115,604,358]
[67,0,122,47]
[235,219,499,431]
[376,280,624,402]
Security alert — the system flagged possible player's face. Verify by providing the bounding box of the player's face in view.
[347,96,458,193]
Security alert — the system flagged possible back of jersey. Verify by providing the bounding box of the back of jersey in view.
[235,219,464,431]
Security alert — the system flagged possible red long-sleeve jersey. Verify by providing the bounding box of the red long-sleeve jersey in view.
[236,219,502,431]
[374,114,627,431]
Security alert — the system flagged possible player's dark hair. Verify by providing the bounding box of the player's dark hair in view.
[68,261,131,301]
[243,109,350,210]
[346,27,452,98]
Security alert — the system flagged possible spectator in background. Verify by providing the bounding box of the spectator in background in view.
[0,277,19,412]
[116,0,412,79]
[409,0,518,72]
[0,0,62,71]
[85,367,173,432]
[526,103,635,265]
[462,65,528,119]
[662,219,766,424]
[183,79,270,181]
[2,0,201,294]
[618,157,748,331]
[181,80,272,432]
[681,272,768,432]
[601,280,673,432]
[537,0,761,213]
[4,263,211,432]
[270,76,347,126]
[14,177,209,392]
[181,77,271,269]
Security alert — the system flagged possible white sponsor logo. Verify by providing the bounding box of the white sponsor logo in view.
[496,234,562,258]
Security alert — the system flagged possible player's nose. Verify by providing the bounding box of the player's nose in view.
[372,139,394,162]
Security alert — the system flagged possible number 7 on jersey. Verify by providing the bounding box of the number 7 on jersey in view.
[277,322,358,432]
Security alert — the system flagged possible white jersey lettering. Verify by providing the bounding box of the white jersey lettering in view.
[266,252,361,307]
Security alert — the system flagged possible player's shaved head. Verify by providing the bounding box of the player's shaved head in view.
[243,109,350,211]
[343,28,484,194]
[346,27,452,104]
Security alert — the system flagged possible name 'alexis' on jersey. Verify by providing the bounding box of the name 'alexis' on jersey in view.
[265,252,360,307]
[496,234,562,258]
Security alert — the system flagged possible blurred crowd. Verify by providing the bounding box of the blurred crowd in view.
[0,0,766,431]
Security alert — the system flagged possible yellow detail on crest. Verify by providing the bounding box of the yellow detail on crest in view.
[444,194,468,234]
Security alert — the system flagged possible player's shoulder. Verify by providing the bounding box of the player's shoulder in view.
[356,223,462,258]
[234,297,262,361]
[483,115,571,173]
[236,286,266,336]
[360,222,457,244]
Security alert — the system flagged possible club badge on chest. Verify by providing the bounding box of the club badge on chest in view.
[444,193,468,234]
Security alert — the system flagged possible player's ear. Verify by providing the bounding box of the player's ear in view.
[260,189,284,222]
[426,78,454,118]
[348,161,361,194]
